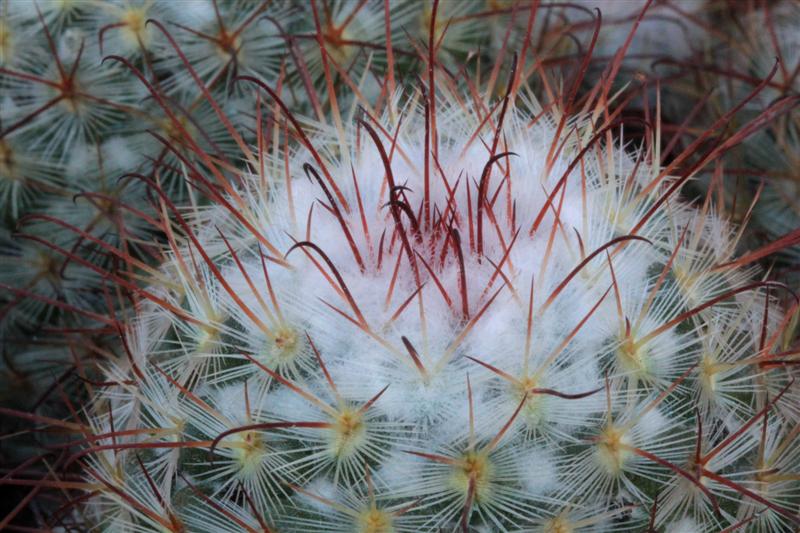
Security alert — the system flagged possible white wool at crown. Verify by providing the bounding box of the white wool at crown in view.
[201,102,659,426]
[172,98,667,463]
[193,98,662,407]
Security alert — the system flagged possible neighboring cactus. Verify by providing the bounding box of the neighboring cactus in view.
[658,0,800,280]
[731,1,800,285]
[0,0,282,402]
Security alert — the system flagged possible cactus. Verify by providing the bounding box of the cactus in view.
[1,2,799,531]
[68,37,800,531]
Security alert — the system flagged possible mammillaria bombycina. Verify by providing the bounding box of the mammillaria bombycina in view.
[1,2,798,532]
[72,60,800,531]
